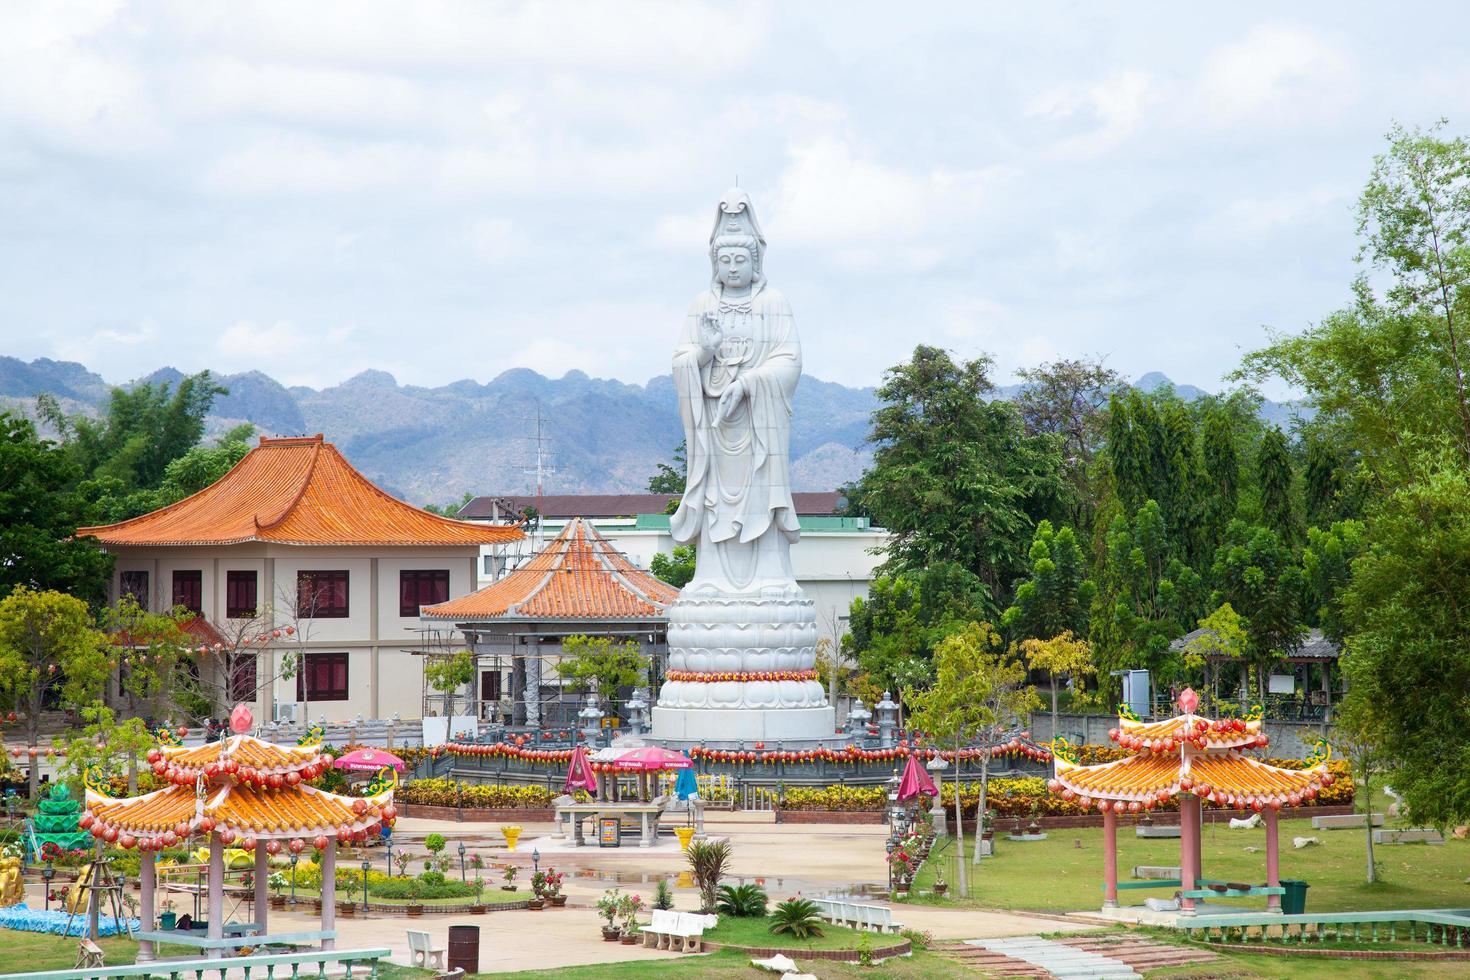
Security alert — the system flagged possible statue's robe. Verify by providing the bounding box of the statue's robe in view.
[670,281,801,595]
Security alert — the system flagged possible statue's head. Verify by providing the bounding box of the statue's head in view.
[709,188,765,289]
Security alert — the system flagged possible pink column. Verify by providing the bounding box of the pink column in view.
[137,852,156,962]
[1179,794,1199,914]
[207,835,224,940]
[1102,807,1119,907]
[254,845,270,933]
[321,840,337,950]
[1264,806,1281,910]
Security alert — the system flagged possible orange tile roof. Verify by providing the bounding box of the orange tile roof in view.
[77,435,524,548]
[162,734,319,774]
[1054,751,1326,805]
[89,784,201,834]
[87,781,391,839]
[421,518,679,622]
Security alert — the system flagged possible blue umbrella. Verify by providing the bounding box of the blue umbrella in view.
[674,757,699,800]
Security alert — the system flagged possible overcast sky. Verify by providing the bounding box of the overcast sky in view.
[2,2,1467,394]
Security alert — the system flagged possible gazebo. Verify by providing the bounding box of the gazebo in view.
[82,706,398,961]
[1047,688,1333,914]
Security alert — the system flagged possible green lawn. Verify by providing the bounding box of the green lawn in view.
[907,818,1470,913]
[485,947,972,979]
[1149,947,1470,979]
[0,932,210,974]
[701,914,894,951]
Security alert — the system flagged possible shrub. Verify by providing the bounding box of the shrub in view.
[424,832,447,855]
[686,839,731,913]
[396,779,557,809]
[653,879,674,911]
[419,870,446,887]
[716,883,768,918]
[373,877,474,900]
[768,898,824,939]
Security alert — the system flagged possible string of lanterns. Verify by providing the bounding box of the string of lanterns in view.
[664,670,820,683]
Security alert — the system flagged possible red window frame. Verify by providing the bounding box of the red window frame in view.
[171,570,202,614]
[226,570,258,619]
[399,569,450,617]
[297,652,350,701]
[297,570,349,618]
[480,670,502,702]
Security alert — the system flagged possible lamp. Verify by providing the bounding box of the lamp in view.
[532,847,540,876]
[361,856,371,911]
[458,841,467,883]
[41,865,54,912]
[289,853,299,907]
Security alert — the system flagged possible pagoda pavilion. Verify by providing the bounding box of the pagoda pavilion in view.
[1047,688,1334,915]
[421,518,678,728]
[83,706,396,961]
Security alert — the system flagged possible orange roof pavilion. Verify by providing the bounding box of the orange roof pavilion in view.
[78,435,523,548]
[421,517,678,622]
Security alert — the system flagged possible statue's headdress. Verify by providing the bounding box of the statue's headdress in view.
[709,187,766,287]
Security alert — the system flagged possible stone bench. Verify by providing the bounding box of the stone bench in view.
[1373,828,1444,844]
[1311,813,1383,830]
[1132,865,1183,880]
[1136,824,1181,838]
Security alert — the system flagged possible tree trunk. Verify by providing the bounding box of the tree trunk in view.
[972,746,992,866]
[128,755,139,796]
[1050,677,1059,733]
[1362,769,1376,884]
[951,748,968,899]
[26,698,40,800]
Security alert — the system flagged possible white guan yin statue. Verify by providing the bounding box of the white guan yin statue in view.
[652,188,836,742]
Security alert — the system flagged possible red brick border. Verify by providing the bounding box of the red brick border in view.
[774,804,1355,830]
[702,939,911,961]
[1203,942,1470,961]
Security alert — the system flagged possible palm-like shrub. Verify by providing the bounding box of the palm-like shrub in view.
[768,898,824,939]
[686,839,732,913]
[715,883,768,917]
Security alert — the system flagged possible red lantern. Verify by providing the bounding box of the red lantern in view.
[241,837,256,851]
[120,835,137,850]
[158,830,174,847]
[146,749,162,764]
[285,771,301,786]
[264,839,281,855]
[78,813,95,830]
[198,817,215,833]
[314,835,330,851]
[288,838,306,854]
[218,829,236,846]
[267,773,284,789]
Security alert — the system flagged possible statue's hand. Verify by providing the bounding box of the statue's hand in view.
[715,377,746,426]
[699,313,723,355]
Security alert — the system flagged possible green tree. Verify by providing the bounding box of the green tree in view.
[1209,521,1304,701]
[1089,501,1204,692]
[54,702,156,797]
[1334,693,1388,883]
[104,596,193,728]
[1301,520,1367,645]
[424,492,474,517]
[1179,602,1248,710]
[853,345,1063,597]
[0,413,114,606]
[647,441,687,494]
[1018,630,1094,729]
[556,635,647,705]
[0,587,111,795]
[1106,388,1206,565]
[424,650,476,718]
[842,562,991,697]
[1000,521,1094,643]
[1257,427,1297,545]
[650,545,696,589]
[1199,406,1241,543]
[1014,357,1123,531]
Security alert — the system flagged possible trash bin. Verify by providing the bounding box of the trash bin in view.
[1280,879,1309,915]
[448,924,480,974]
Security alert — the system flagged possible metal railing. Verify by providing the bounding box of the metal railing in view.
[6,946,392,980]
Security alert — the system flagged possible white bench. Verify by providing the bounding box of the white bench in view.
[812,898,903,933]
[406,930,445,970]
[1313,813,1384,830]
[640,910,717,952]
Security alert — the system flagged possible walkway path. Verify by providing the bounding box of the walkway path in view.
[938,934,1219,978]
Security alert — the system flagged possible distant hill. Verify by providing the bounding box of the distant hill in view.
[0,355,1304,504]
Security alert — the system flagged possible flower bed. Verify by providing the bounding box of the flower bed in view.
[397,778,561,808]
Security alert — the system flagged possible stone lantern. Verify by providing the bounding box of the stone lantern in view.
[577,693,605,746]
[875,691,899,748]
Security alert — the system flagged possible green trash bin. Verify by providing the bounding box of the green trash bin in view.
[1280,879,1309,914]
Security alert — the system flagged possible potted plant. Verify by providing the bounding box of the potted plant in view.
[268,872,288,910]
[932,872,948,897]
[596,889,621,941]
[501,864,518,892]
[405,878,425,917]
[393,851,412,878]
[616,891,644,944]
[424,832,447,868]
[470,874,487,915]
[544,867,567,907]
[159,899,178,931]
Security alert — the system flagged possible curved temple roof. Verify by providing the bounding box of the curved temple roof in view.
[421,517,679,622]
[77,435,524,548]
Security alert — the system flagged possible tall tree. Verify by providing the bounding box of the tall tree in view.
[1301,520,1367,645]
[1014,357,1123,531]
[0,413,113,606]
[1018,631,1094,730]
[1179,602,1247,710]
[556,635,647,706]
[854,345,1063,597]
[0,587,111,795]
[1257,427,1297,545]
[1209,521,1304,701]
[1199,406,1240,543]
[424,650,476,718]
[1000,521,1094,643]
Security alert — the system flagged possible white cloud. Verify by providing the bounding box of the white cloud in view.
[1026,69,1155,157]
[213,320,359,386]
[1197,24,1354,126]
[54,320,160,362]
[1207,185,1350,243]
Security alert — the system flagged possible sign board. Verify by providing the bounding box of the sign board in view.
[1268,674,1296,695]
[1121,670,1151,719]
[599,817,621,848]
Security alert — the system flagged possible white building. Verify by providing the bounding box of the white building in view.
[458,493,888,651]
[79,435,522,723]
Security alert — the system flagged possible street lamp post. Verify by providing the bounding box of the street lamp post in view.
[360,857,371,912]
[458,841,467,883]
[289,853,299,908]
[41,865,54,912]
[386,838,395,877]
[531,848,540,877]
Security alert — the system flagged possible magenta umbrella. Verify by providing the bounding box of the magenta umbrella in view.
[896,752,938,801]
[564,745,597,794]
[333,748,406,773]
[610,746,694,771]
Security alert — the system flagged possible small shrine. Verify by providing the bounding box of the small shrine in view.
[82,705,398,961]
[32,784,90,854]
[1047,688,1334,915]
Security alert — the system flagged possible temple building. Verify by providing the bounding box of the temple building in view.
[78,435,522,723]
[420,518,678,729]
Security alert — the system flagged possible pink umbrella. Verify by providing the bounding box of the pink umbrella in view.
[896,752,938,801]
[564,745,597,794]
[609,746,694,771]
[333,748,406,773]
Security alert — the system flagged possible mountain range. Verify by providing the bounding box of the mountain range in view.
[0,356,1301,506]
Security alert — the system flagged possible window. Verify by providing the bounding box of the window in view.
[226,570,258,619]
[297,652,350,701]
[229,654,257,702]
[480,670,502,702]
[399,569,450,617]
[120,570,149,608]
[172,570,202,614]
[297,570,349,618]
